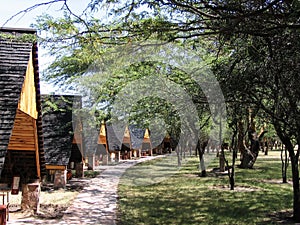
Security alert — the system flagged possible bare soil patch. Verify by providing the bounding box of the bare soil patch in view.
[260,179,292,185]
[209,184,263,192]
[9,203,68,220]
[9,177,88,220]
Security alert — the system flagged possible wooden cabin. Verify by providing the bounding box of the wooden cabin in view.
[106,124,122,162]
[83,123,99,170]
[129,125,145,157]
[96,123,109,165]
[97,123,131,163]
[0,27,46,184]
[142,128,153,156]
[162,133,175,153]
[121,126,132,160]
[41,94,84,186]
[161,133,171,153]
[0,27,46,212]
[104,124,133,161]
[98,124,153,161]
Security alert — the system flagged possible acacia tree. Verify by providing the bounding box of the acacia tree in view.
[215,27,300,221]
[10,0,300,221]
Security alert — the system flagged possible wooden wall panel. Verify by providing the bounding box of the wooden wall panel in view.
[97,124,107,144]
[18,51,38,119]
[143,129,151,143]
[122,126,131,146]
[98,136,107,144]
[73,133,82,145]
[7,109,36,151]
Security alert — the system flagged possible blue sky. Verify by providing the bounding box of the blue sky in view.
[0,0,87,94]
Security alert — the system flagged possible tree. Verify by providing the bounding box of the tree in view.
[215,27,300,222]
[77,54,213,166]
[9,0,300,222]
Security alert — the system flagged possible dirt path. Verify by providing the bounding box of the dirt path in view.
[8,156,161,225]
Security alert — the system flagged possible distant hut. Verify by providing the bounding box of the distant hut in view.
[97,123,109,165]
[105,124,134,161]
[83,121,100,170]
[142,128,153,156]
[121,126,132,160]
[41,94,84,187]
[163,133,171,150]
[129,125,153,157]
[0,27,46,212]
[106,124,122,162]
[98,123,131,162]
[129,125,144,158]
[154,133,174,154]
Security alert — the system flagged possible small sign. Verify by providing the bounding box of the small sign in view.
[11,176,20,195]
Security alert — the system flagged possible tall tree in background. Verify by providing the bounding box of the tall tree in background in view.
[9,0,300,221]
[215,25,300,220]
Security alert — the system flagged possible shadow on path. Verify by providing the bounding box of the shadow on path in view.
[8,156,162,225]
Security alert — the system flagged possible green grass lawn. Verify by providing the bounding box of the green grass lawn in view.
[117,150,294,225]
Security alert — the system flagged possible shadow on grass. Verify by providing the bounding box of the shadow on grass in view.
[118,182,294,224]
[117,152,295,225]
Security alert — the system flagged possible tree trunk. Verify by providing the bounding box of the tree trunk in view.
[274,123,300,222]
[176,146,181,167]
[281,146,289,183]
[240,150,256,168]
[240,109,262,168]
[197,140,207,177]
[290,152,300,222]
[237,121,247,167]
[219,150,225,172]
[240,129,262,169]
[230,149,237,190]
[240,138,260,168]
[229,131,238,190]
[264,139,269,155]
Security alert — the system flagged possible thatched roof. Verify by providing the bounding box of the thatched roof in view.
[106,125,122,151]
[0,27,45,178]
[42,94,82,166]
[129,125,145,150]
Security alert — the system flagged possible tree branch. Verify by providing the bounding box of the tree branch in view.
[1,0,65,27]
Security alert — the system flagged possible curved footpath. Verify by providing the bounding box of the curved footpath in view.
[8,156,161,225]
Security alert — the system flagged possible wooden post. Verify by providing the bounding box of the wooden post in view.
[0,205,6,225]
[75,162,84,178]
[102,154,108,165]
[21,182,40,213]
[132,150,137,158]
[53,170,67,189]
[115,151,120,162]
[87,154,95,170]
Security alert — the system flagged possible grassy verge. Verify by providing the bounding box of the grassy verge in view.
[117,150,294,225]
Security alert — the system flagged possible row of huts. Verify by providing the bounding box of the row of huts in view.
[41,94,168,183]
[0,27,173,194]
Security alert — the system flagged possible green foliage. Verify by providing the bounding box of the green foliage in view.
[27,0,300,220]
[0,32,37,42]
[76,55,212,142]
[42,95,73,114]
[31,0,299,149]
